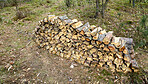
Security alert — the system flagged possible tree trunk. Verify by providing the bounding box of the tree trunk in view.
[104,0,109,10]
[66,0,71,7]
[101,0,104,18]
[132,0,135,8]
[129,0,131,3]
[95,0,100,18]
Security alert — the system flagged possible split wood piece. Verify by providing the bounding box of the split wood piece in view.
[79,56,86,64]
[87,45,94,49]
[91,40,96,45]
[103,47,110,52]
[83,41,90,45]
[90,25,97,31]
[130,59,138,69]
[47,15,56,23]
[77,22,90,35]
[114,58,123,69]
[43,17,48,23]
[103,31,113,44]
[119,37,127,51]
[93,33,99,40]
[91,27,102,36]
[123,38,133,45]
[58,15,68,21]
[115,52,123,59]
[71,21,83,29]
[98,34,106,42]
[108,53,114,61]
[123,47,128,54]
[96,40,102,45]
[90,48,97,54]
[111,36,122,48]
[91,60,98,67]
[68,19,78,26]
[85,36,92,41]
[124,54,131,62]
[99,29,106,34]
[124,68,132,73]
[100,44,105,49]
[108,44,116,52]
[63,19,72,26]
[81,22,91,33]
[50,16,58,24]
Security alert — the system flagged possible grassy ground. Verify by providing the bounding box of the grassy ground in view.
[0,0,147,83]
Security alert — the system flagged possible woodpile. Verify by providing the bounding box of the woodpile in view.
[33,15,139,73]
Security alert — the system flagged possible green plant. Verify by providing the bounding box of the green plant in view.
[135,15,148,48]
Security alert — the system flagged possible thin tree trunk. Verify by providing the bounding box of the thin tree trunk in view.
[102,0,104,18]
[104,0,109,10]
[95,0,100,18]
[129,0,131,3]
[66,0,70,7]
[132,0,135,8]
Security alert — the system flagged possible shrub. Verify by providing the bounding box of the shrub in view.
[13,7,32,21]
[134,15,148,48]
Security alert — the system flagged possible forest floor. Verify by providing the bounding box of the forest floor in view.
[0,0,148,83]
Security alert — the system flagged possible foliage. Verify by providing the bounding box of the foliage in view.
[135,15,148,48]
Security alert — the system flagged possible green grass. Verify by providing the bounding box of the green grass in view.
[100,69,111,76]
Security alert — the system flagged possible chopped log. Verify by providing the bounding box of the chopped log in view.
[90,48,97,54]
[50,16,58,24]
[80,30,85,35]
[111,36,121,48]
[91,27,102,36]
[108,44,116,52]
[58,15,68,21]
[123,47,128,54]
[97,51,102,57]
[98,34,106,42]
[91,40,96,45]
[71,21,83,29]
[87,57,93,61]
[47,15,55,21]
[72,35,78,40]
[114,58,123,68]
[103,31,113,44]
[124,68,132,73]
[90,25,97,30]
[93,33,99,40]
[100,44,105,49]
[43,18,48,23]
[99,29,106,34]
[85,31,91,37]
[131,59,138,68]
[82,22,90,32]
[63,19,72,25]
[87,45,93,49]
[96,41,102,45]
[124,54,131,62]
[83,41,89,45]
[68,19,78,25]
[116,53,123,59]
[123,38,133,45]
[103,47,110,52]
[85,37,92,41]
[91,28,98,36]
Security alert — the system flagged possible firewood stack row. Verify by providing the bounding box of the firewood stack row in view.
[33,15,139,73]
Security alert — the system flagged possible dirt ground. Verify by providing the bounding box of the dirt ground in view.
[0,0,148,84]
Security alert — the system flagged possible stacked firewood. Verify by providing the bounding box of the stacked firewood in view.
[33,15,139,73]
